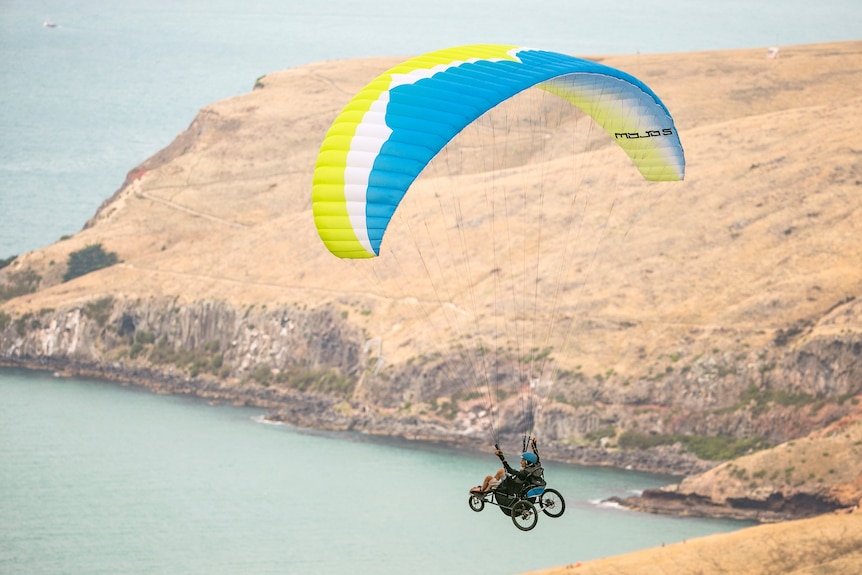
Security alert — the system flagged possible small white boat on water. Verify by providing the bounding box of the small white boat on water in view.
[43,20,58,28]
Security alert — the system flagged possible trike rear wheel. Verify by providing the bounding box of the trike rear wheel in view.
[540,488,565,518]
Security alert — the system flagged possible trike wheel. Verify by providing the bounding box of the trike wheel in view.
[510,500,538,531]
[469,494,485,512]
[540,488,565,518]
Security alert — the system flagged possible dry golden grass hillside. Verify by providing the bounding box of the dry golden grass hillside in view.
[4,42,861,381]
[677,418,862,509]
[527,511,862,575]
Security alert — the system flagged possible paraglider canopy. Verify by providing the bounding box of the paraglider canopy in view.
[312,44,684,260]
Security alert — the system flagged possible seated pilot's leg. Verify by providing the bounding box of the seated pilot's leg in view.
[472,474,494,493]
[487,469,505,490]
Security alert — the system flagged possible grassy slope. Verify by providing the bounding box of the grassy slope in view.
[676,417,862,507]
[527,511,862,575]
[4,42,861,376]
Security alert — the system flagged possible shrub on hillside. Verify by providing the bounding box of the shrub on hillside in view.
[63,244,119,282]
[0,268,40,301]
[0,255,16,270]
[618,430,769,461]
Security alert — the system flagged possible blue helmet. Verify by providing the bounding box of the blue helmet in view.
[521,452,538,465]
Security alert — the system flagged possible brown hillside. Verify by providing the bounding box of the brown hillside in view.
[527,511,862,575]
[4,42,860,372]
[615,415,862,521]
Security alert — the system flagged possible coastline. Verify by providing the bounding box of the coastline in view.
[0,356,710,478]
[6,352,859,526]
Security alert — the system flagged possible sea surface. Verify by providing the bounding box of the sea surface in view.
[1,2,860,574]
[0,368,751,575]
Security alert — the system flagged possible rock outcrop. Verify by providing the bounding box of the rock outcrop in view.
[612,416,862,521]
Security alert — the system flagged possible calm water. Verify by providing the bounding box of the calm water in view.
[1,0,860,257]
[0,368,750,575]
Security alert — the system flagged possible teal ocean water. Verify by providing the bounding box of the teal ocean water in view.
[0,368,751,575]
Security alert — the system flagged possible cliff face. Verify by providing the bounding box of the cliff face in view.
[2,42,862,482]
[1,289,859,478]
[1,297,364,396]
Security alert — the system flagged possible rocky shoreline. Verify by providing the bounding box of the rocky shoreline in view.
[14,353,859,526]
[607,487,843,523]
[0,355,713,478]
[610,415,862,523]
[3,307,858,524]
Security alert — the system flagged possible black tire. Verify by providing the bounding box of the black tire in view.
[540,488,565,518]
[469,494,485,512]
[510,499,538,531]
